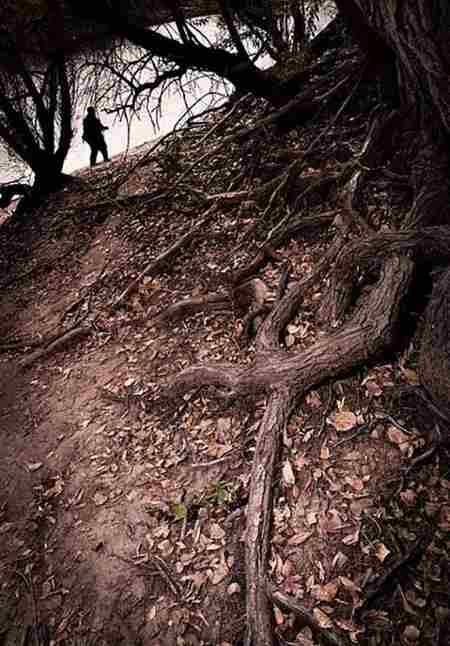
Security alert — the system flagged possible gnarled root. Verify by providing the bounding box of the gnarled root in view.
[419,266,450,426]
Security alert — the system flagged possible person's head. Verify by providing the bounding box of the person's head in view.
[87,107,95,116]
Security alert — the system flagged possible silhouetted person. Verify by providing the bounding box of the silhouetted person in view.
[82,107,109,167]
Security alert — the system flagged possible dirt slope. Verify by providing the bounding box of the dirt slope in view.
[0,89,449,646]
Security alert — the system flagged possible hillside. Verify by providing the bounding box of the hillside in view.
[0,42,449,646]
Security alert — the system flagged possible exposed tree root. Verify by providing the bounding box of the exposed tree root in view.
[154,255,413,645]
[419,265,450,424]
[153,292,229,325]
[324,227,450,323]
[245,388,294,646]
[232,246,283,287]
[269,587,351,646]
[18,324,92,370]
[112,201,219,308]
[358,529,431,612]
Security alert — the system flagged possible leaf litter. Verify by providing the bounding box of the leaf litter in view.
[0,87,448,646]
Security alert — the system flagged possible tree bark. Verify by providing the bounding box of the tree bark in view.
[335,0,450,132]
[419,267,450,425]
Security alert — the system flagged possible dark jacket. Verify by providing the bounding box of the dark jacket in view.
[82,114,107,145]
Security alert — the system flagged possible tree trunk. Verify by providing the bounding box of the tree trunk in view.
[335,0,450,419]
[335,0,450,131]
[419,267,450,425]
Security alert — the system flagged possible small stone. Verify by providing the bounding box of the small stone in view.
[402,625,420,643]
[227,582,241,596]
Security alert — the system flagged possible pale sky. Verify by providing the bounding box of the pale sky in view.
[0,11,333,183]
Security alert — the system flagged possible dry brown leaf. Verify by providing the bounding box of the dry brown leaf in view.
[281,559,294,577]
[311,581,338,602]
[365,380,383,397]
[285,334,295,348]
[27,462,43,472]
[210,523,226,540]
[93,492,108,506]
[0,522,13,534]
[402,624,420,643]
[210,558,229,585]
[387,425,410,446]
[282,459,296,486]
[374,542,391,562]
[306,391,322,409]
[438,506,450,531]
[287,531,313,546]
[322,509,345,533]
[217,417,232,432]
[320,445,330,461]
[295,454,309,469]
[306,511,318,526]
[339,576,361,604]
[332,551,348,570]
[342,527,360,545]
[400,367,420,385]
[345,476,365,492]
[328,411,358,432]
[400,489,417,506]
[227,582,241,595]
[158,539,174,557]
[313,608,333,629]
[274,606,285,625]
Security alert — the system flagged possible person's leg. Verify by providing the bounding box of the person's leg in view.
[90,144,98,167]
[99,138,109,162]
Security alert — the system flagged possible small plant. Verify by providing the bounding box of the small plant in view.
[205,479,235,506]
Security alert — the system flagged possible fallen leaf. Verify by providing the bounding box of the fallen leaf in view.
[342,528,360,545]
[400,367,420,385]
[282,459,296,486]
[313,608,333,629]
[210,523,226,540]
[306,391,322,408]
[332,552,348,569]
[374,542,391,562]
[320,445,330,461]
[345,476,365,492]
[210,552,229,585]
[0,522,13,534]
[328,411,358,432]
[402,624,420,643]
[217,417,232,432]
[287,531,313,546]
[339,576,361,604]
[227,582,241,595]
[438,506,450,531]
[274,606,285,625]
[306,511,318,526]
[387,425,410,446]
[93,492,108,506]
[27,462,43,472]
[285,334,295,348]
[311,581,338,602]
[400,489,417,506]
[365,380,383,397]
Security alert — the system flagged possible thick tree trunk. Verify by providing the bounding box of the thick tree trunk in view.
[335,0,450,132]
[335,0,450,421]
[419,267,450,425]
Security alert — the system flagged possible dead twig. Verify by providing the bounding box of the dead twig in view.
[270,587,351,646]
[154,292,230,325]
[112,201,219,309]
[359,530,431,611]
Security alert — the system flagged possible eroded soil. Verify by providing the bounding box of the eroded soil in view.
[1,95,449,646]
